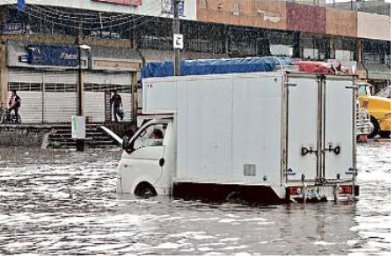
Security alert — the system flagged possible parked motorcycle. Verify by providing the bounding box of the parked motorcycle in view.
[0,108,22,124]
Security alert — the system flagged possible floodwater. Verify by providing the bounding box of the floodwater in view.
[0,142,390,255]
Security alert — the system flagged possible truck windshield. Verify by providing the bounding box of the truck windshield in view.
[358,85,369,97]
[375,86,391,98]
[132,123,167,150]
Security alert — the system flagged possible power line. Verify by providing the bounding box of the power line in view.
[11,4,163,31]
[27,4,162,25]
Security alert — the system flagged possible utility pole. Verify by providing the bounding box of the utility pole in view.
[75,23,84,152]
[73,22,90,152]
[173,0,180,76]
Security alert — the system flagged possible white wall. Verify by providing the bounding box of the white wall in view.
[335,50,354,61]
[357,12,391,41]
[270,44,293,57]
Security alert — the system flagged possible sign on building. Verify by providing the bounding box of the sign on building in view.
[173,34,184,50]
[92,0,142,6]
[161,0,184,16]
[27,45,79,67]
[2,23,24,34]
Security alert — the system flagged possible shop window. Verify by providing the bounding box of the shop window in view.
[19,83,30,91]
[123,85,131,93]
[92,84,100,91]
[84,83,94,92]
[8,82,20,91]
[84,83,102,92]
[8,82,44,91]
[83,83,131,92]
[114,84,124,92]
[65,84,76,92]
[57,84,66,92]
[44,83,56,92]
[100,84,109,92]
[30,83,42,91]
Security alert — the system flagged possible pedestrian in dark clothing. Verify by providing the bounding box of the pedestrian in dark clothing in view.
[110,90,123,122]
[8,90,21,118]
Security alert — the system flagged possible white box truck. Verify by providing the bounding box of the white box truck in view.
[117,71,359,203]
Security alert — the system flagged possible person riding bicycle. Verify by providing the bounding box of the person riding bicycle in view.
[8,90,21,119]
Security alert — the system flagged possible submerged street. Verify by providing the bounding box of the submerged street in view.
[0,142,389,255]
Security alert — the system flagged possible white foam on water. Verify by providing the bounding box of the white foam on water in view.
[155,242,181,249]
[194,234,216,240]
[222,245,249,250]
[218,219,236,223]
[219,237,240,242]
[198,246,214,252]
[314,241,338,246]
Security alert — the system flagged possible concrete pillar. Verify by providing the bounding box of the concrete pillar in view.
[0,43,8,110]
[223,25,230,55]
[356,39,363,63]
[131,71,138,125]
[292,32,302,58]
[326,38,336,60]
[258,31,271,56]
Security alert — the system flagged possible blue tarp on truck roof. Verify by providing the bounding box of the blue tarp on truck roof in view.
[141,56,293,79]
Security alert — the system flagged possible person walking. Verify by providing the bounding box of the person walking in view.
[110,90,123,122]
[8,90,21,122]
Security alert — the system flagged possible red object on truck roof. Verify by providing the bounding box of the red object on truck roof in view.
[295,61,335,75]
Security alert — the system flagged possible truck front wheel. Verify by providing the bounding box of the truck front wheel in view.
[368,117,379,139]
[134,182,157,198]
[379,131,390,138]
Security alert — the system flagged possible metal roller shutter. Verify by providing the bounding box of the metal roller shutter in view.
[43,92,77,123]
[85,72,132,122]
[43,72,77,123]
[84,92,105,122]
[8,70,44,83]
[43,71,77,84]
[6,91,43,123]
[8,70,44,123]
[119,93,132,121]
[85,72,131,85]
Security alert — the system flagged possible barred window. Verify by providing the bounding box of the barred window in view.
[65,84,77,92]
[44,83,57,92]
[84,83,131,93]
[8,82,20,91]
[8,82,43,91]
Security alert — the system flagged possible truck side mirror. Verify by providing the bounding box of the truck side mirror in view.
[122,136,129,150]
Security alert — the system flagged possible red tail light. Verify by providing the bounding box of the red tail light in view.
[288,187,297,195]
[288,187,301,195]
[340,185,353,194]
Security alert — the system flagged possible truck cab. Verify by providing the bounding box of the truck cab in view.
[117,118,175,197]
[358,83,391,138]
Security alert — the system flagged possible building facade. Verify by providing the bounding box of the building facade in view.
[0,0,390,123]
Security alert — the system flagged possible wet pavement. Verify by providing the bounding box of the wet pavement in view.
[0,142,390,255]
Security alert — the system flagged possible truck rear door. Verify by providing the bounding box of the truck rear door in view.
[286,75,320,182]
[285,74,356,184]
[323,77,355,181]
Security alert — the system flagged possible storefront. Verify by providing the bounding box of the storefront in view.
[5,41,141,123]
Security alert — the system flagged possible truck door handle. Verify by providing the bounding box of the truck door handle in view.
[159,158,165,167]
[323,145,341,155]
[301,147,317,156]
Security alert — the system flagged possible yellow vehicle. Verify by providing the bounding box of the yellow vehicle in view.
[358,83,391,138]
